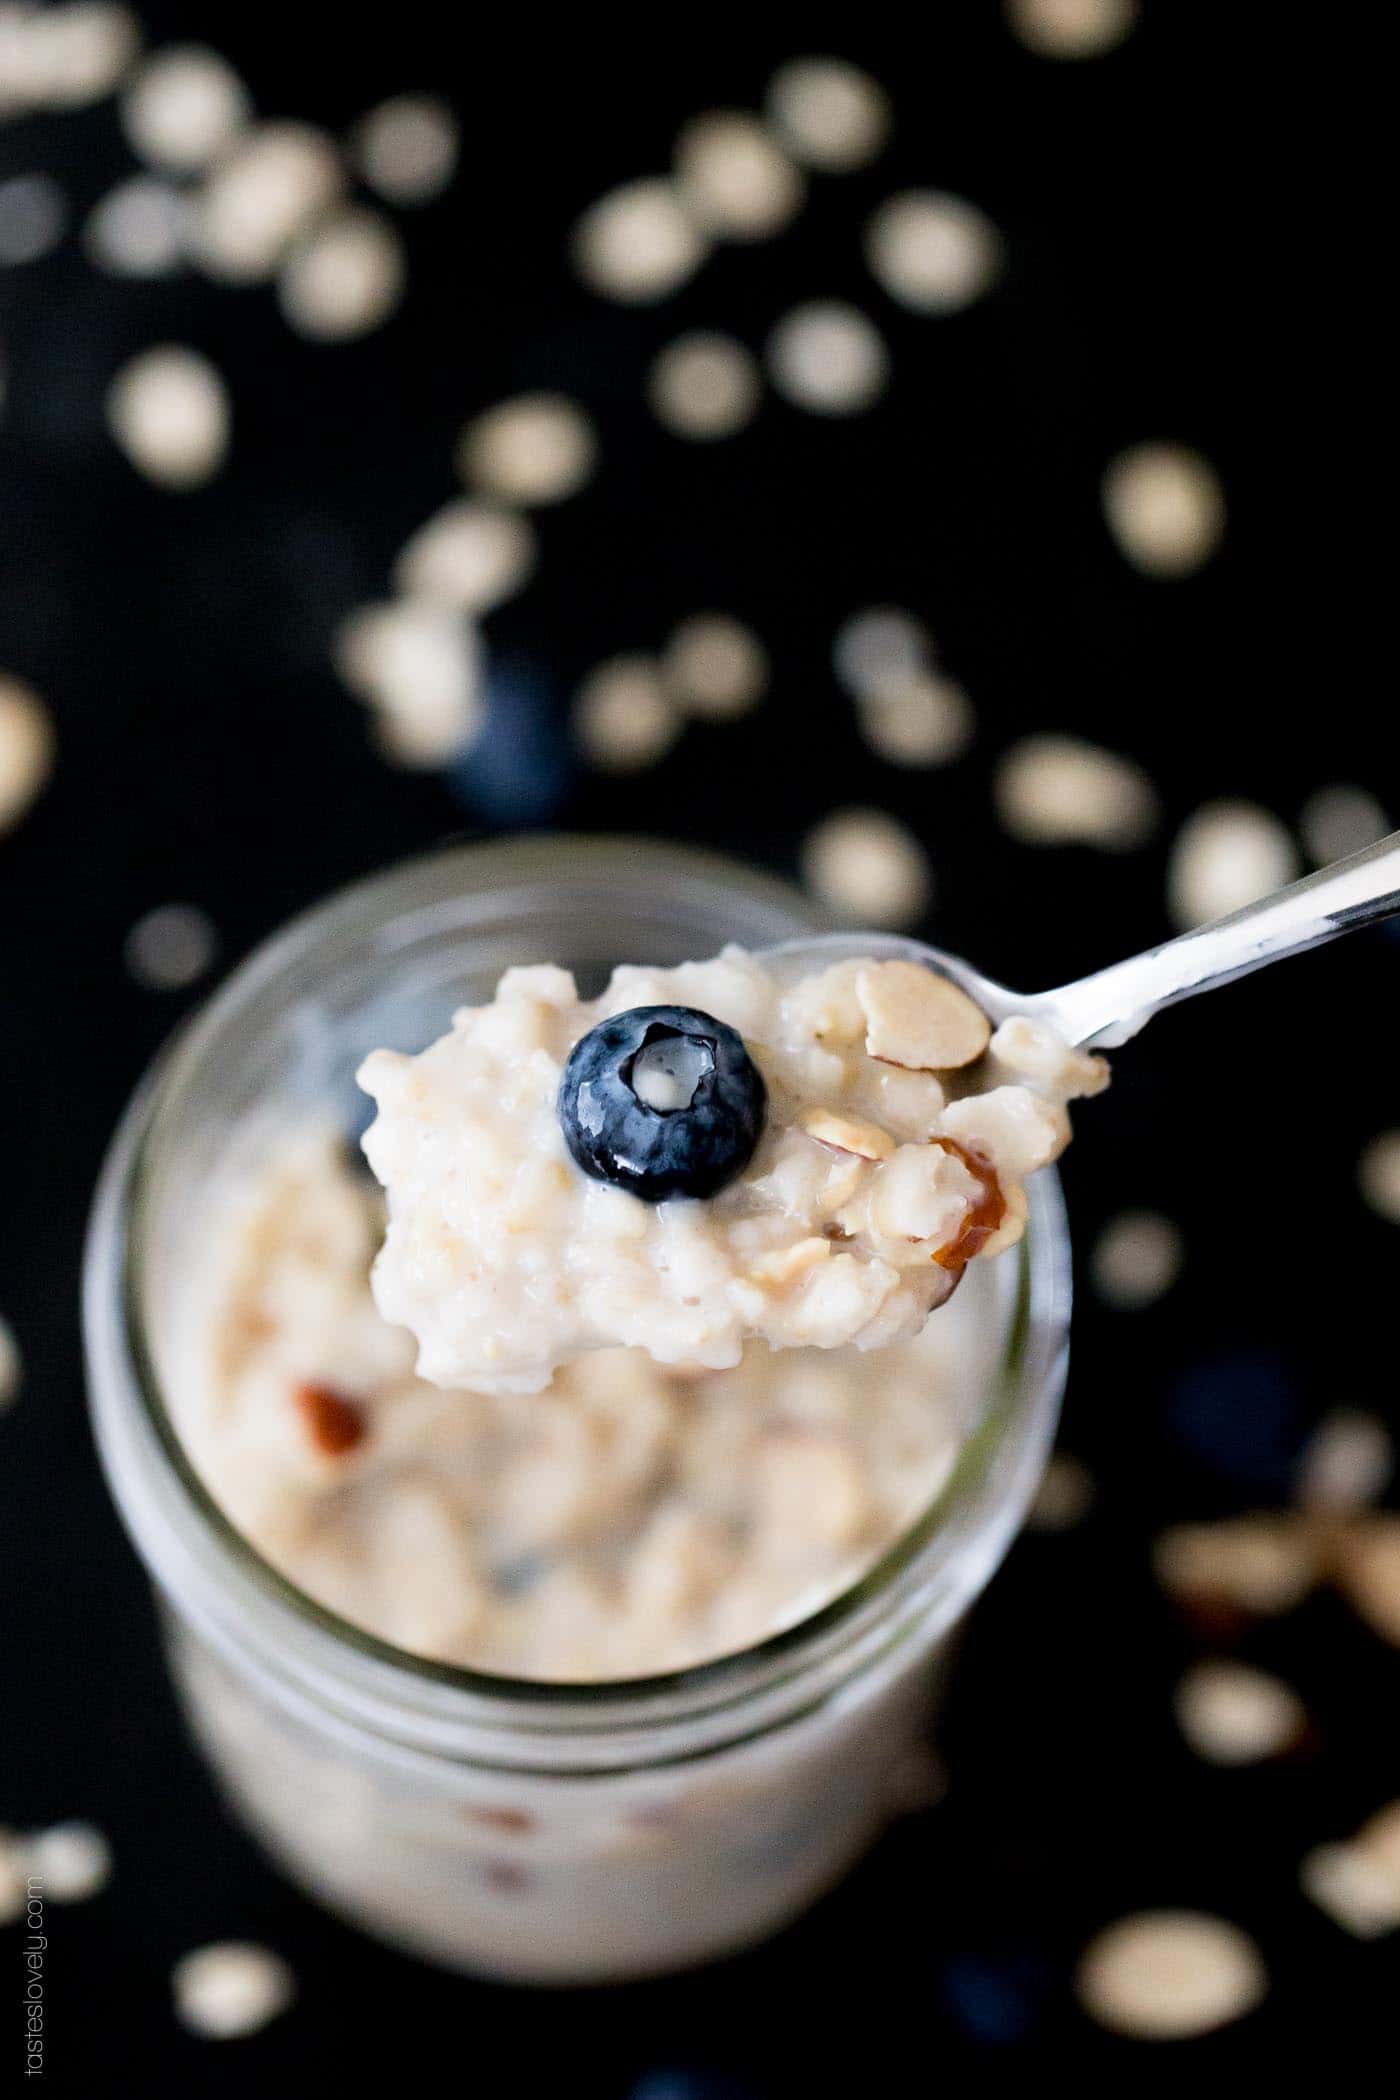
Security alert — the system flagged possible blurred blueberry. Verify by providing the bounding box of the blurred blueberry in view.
[450,652,575,827]
[1167,1348,1303,1491]
[629,2074,756,2100]
[941,1954,1045,2045]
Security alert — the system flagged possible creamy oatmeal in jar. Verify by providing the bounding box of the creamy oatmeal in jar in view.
[359,947,1106,1394]
[171,1127,992,1679]
[87,839,1077,1979]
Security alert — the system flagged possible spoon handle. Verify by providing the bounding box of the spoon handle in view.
[1039,829,1400,1049]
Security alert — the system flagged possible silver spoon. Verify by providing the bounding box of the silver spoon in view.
[765,828,1400,1050]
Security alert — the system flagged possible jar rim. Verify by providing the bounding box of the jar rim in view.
[85,836,1071,1758]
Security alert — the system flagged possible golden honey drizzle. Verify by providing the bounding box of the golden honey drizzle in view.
[929,1137,1007,1272]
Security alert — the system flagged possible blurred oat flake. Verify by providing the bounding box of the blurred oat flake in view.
[1076,1911,1265,2039]
[866,192,1002,314]
[1166,801,1298,928]
[834,606,931,694]
[1154,1514,1317,1617]
[1103,443,1225,577]
[802,809,931,927]
[172,1943,295,2039]
[392,501,536,615]
[647,332,761,441]
[674,111,805,241]
[1302,1804,1400,1937]
[106,345,229,488]
[125,904,218,991]
[1173,1660,1304,1766]
[0,675,54,832]
[83,175,187,278]
[995,734,1158,849]
[767,302,889,416]
[1090,1209,1182,1307]
[662,615,768,721]
[336,600,482,767]
[0,3,139,117]
[351,94,459,206]
[573,656,678,774]
[1299,783,1389,866]
[119,43,250,172]
[458,394,597,507]
[190,121,343,283]
[1336,1515,1400,1647]
[863,674,973,769]
[0,1312,21,1410]
[1358,1130,1400,1224]
[0,172,67,266]
[832,608,973,769]
[571,178,708,305]
[0,1832,25,1923]
[278,208,405,342]
[1006,0,1140,60]
[765,57,890,172]
[1295,1408,1393,1514]
[25,1821,112,1901]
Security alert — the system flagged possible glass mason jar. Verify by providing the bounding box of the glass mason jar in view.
[84,837,1071,1984]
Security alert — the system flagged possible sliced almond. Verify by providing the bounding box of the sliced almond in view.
[857,960,991,1071]
[800,1106,896,1160]
[747,1237,832,1287]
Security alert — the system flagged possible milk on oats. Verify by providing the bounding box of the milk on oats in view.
[170,1129,998,1680]
[359,947,1106,1394]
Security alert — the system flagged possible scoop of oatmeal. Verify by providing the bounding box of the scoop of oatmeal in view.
[358,948,1107,1394]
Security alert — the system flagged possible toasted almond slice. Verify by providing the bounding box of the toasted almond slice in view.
[748,1237,832,1287]
[800,1107,896,1160]
[857,960,991,1070]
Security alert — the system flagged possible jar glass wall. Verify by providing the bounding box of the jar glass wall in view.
[84,837,1071,1981]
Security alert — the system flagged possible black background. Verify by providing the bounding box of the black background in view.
[1,4,1396,2088]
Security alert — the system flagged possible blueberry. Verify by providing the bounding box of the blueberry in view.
[450,653,575,827]
[558,1005,766,1203]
